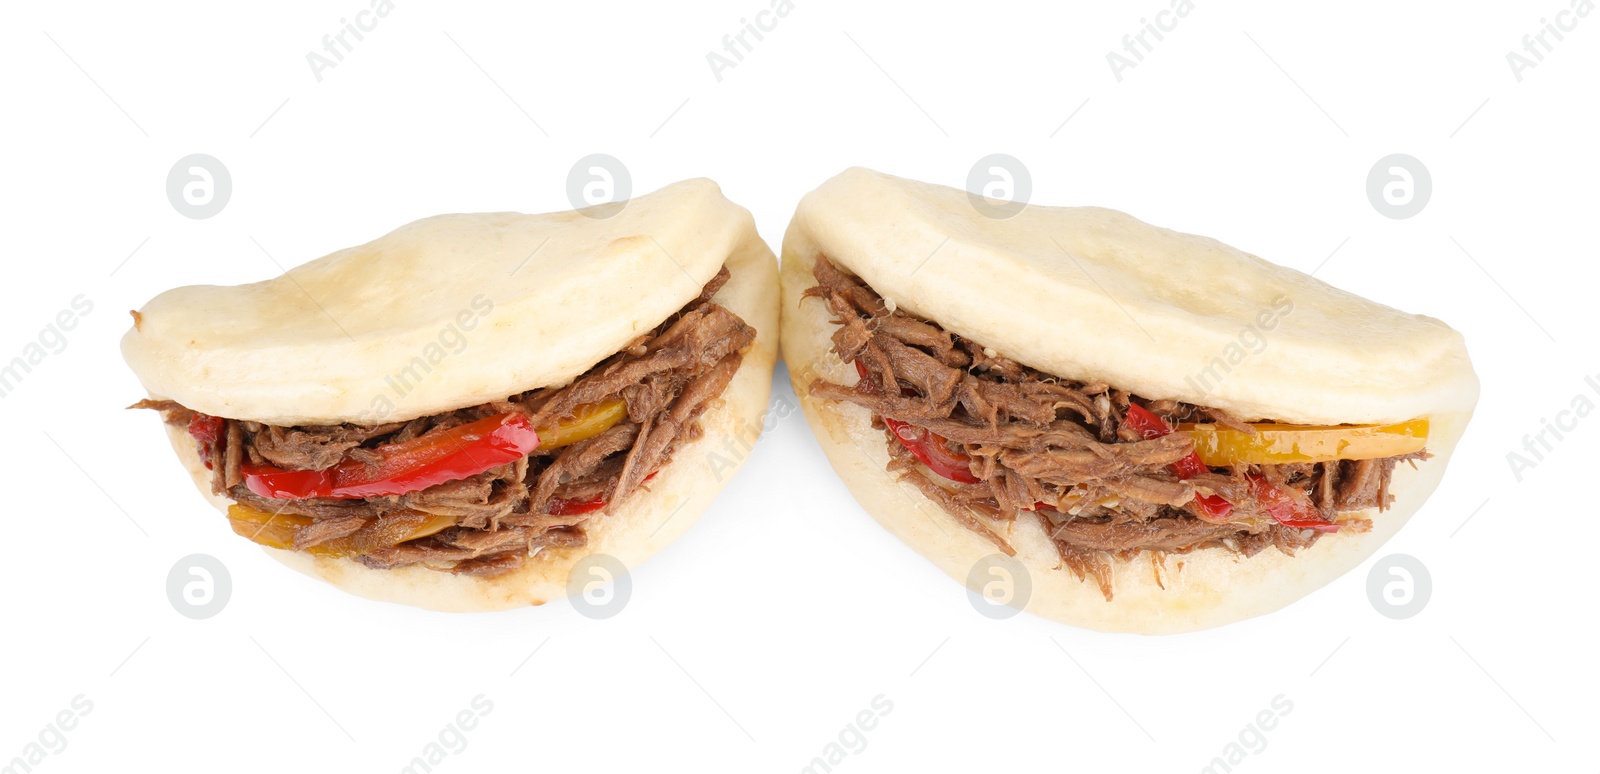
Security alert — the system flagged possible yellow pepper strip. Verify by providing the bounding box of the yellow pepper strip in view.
[537,397,629,449]
[226,505,308,550]
[226,504,455,557]
[1178,418,1429,467]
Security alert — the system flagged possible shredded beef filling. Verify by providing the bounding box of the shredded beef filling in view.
[135,267,754,577]
[803,257,1427,599]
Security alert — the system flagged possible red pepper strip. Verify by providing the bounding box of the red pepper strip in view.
[1247,474,1339,532]
[547,493,606,516]
[1121,404,1234,521]
[883,416,981,484]
[547,472,657,516]
[243,413,540,500]
[188,413,225,470]
[854,361,980,484]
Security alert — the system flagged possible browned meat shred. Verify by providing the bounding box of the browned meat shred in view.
[803,257,1427,600]
[135,266,753,576]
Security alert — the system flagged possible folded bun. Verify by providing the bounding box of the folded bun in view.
[779,168,1478,633]
[165,235,777,612]
[129,179,778,611]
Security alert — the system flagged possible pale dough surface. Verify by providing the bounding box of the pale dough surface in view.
[785,167,1479,425]
[124,179,754,426]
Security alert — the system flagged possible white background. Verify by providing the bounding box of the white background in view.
[2,1,1596,771]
